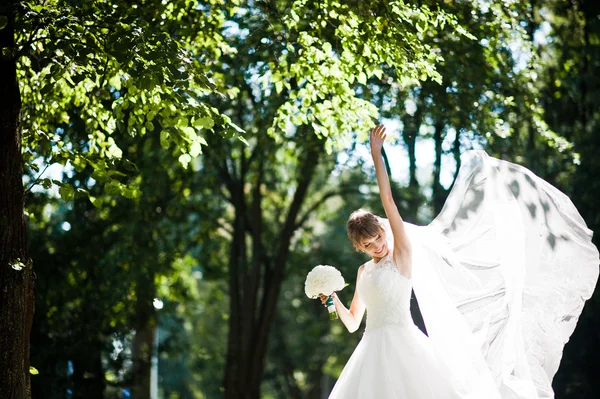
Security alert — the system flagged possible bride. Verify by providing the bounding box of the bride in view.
[321,125,599,398]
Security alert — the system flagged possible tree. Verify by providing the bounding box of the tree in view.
[1,0,241,396]
[0,4,34,398]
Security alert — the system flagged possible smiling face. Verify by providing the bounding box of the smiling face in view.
[360,231,389,259]
[346,209,388,259]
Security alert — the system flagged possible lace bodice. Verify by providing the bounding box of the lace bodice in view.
[358,253,413,332]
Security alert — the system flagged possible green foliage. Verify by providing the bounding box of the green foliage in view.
[28,127,231,396]
[17,0,244,201]
[265,0,475,152]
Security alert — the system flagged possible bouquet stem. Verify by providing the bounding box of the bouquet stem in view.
[326,295,338,320]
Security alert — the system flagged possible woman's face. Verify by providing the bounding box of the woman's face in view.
[360,230,388,259]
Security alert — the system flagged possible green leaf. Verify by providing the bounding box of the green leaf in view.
[228,121,245,134]
[362,44,371,57]
[193,117,214,129]
[456,25,476,40]
[29,367,39,375]
[88,196,102,208]
[160,131,170,149]
[59,185,74,200]
[176,117,189,128]
[28,162,39,173]
[311,122,324,134]
[0,16,7,31]
[120,186,139,199]
[416,14,428,33]
[104,180,121,196]
[275,81,283,94]
[91,169,107,183]
[190,141,202,157]
[73,156,86,172]
[357,72,367,85]
[40,83,54,95]
[179,126,196,142]
[108,74,122,90]
[178,153,192,169]
[290,10,300,23]
[41,178,53,190]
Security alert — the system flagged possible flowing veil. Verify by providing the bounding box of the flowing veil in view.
[380,150,599,399]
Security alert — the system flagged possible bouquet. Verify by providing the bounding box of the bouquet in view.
[304,265,346,320]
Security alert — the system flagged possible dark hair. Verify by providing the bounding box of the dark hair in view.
[346,209,384,251]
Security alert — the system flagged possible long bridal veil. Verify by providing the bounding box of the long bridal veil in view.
[382,150,599,399]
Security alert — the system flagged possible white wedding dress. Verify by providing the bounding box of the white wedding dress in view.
[329,253,466,399]
[328,151,599,399]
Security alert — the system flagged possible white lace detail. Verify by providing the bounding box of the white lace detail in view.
[358,254,413,332]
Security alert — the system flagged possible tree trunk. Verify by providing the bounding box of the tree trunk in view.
[579,3,589,136]
[432,121,446,215]
[451,129,462,187]
[401,107,423,220]
[223,137,322,399]
[273,320,302,399]
[401,112,421,189]
[223,217,245,397]
[71,341,106,399]
[0,5,35,399]
[131,273,157,399]
[525,0,538,169]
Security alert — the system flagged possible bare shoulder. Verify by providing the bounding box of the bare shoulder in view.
[357,263,366,276]
[356,263,369,280]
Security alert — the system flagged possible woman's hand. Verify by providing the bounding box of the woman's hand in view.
[370,124,387,155]
[319,293,336,307]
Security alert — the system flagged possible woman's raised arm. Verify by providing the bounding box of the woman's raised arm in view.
[370,125,412,277]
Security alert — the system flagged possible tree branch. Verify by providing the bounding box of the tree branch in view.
[24,163,50,194]
[203,136,236,196]
[294,186,357,230]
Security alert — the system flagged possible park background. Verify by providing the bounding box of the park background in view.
[1,0,599,398]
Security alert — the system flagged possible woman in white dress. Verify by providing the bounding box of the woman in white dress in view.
[322,125,599,399]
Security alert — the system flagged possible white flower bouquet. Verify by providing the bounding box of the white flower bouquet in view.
[304,265,346,320]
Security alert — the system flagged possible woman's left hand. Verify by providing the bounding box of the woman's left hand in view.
[319,292,337,307]
[319,293,329,307]
[370,125,387,155]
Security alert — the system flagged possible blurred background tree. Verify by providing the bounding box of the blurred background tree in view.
[2,0,598,398]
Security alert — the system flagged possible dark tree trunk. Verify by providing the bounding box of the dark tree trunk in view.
[131,273,157,399]
[432,121,446,215]
[579,4,589,136]
[0,5,35,399]
[223,194,245,397]
[401,107,423,220]
[223,136,322,399]
[526,0,538,169]
[71,341,106,399]
[401,111,422,189]
[273,321,302,399]
[451,129,462,186]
